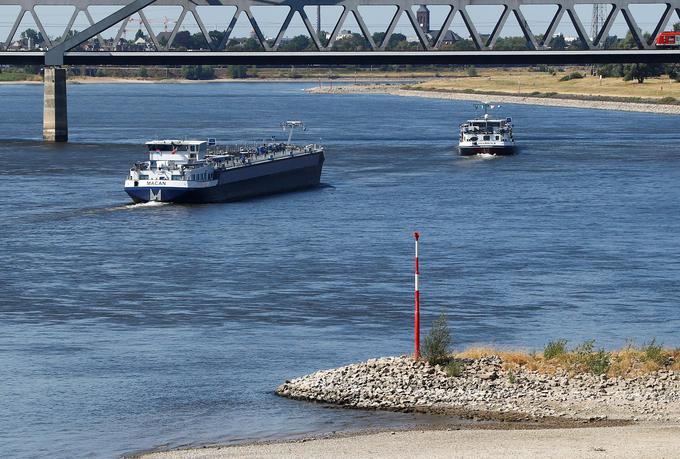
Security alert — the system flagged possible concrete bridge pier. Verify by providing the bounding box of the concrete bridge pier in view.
[43,67,68,142]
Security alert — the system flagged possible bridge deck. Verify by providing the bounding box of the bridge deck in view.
[4,50,680,66]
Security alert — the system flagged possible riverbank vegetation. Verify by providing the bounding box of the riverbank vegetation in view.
[0,66,41,82]
[454,340,680,378]
[6,63,680,106]
[421,315,679,378]
[410,66,680,103]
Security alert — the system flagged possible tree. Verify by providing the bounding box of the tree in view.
[674,22,680,32]
[494,36,532,50]
[209,30,225,47]
[20,28,44,46]
[225,37,264,52]
[135,29,145,40]
[441,39,476,51]
[228,65,247,79]
[189,32,210,50]
[619,31,639,49]
[665,63,680,81]
[279,35,313,52]
[549,34,566,50]
[598,63,624,78]
[181,65,215,80]
[331,33,370,51]
[623,63,663,83]
[171,31,191,49]
[386,33,408,50]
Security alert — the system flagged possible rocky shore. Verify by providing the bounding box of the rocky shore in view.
[276,356,680,423]
[307,84,680,115]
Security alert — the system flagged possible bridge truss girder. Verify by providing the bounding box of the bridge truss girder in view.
[0,0,679,65]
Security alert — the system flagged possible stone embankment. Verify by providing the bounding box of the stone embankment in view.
[276,356,680,422]
[307,84,680,115]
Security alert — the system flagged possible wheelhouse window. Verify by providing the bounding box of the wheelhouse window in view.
[148,144,175,152]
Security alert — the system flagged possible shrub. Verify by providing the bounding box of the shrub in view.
[587,349,611,375]
[422,313,451,365]
[642,338,665,365]
[544,339,568,359]
[659,96,677,105]
[508,369,517,384]
[559,72,584,82]
[445,360,464,377]
[466,66,478,77]
[574,339,595,356]
[574,340,611,375]
[136,66,148,78]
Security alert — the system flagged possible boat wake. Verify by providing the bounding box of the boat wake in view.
[124,201,171,210]
[102,201,171,212]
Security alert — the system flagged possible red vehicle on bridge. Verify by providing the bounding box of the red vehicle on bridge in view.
[656,31,680,47]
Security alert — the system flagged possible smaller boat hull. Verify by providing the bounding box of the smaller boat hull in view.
[458,145,517,156]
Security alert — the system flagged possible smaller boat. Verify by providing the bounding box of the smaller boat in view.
[458,103,516,156]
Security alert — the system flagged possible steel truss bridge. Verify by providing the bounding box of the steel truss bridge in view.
[1,0,680,65]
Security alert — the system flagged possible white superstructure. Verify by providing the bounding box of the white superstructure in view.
[458,104,516,156]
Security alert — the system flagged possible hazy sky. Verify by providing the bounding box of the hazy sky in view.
[0,4,676,43]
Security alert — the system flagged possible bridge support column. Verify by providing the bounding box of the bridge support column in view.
[43,67,68,142]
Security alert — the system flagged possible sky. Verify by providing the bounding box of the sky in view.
[0,3,677,44]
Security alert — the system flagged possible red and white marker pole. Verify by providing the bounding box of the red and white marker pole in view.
[414,231,420,360]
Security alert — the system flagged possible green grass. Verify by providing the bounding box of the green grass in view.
[445,360,465,377]
[0,72,39,82]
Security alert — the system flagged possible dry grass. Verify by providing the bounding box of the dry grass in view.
[454,343,680,378]
[415,67,680,101]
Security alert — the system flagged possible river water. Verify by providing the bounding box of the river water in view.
[1,82,679,458]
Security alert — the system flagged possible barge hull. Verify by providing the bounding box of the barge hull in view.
[125,151,324,203]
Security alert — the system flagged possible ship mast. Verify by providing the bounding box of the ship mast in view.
[281,120,305,144]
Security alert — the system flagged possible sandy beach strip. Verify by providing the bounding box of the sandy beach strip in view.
[137,423,680,459]
[307,84,680,116]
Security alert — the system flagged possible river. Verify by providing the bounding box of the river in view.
[1,82,679,458]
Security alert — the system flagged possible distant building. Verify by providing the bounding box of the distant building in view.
[553,34,579,43]
[415,5,461,45]
[337,29,353,40]
[417,5,430,33]
[438,30,462,45]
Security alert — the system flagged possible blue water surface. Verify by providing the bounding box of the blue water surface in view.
[1,82,679,458]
